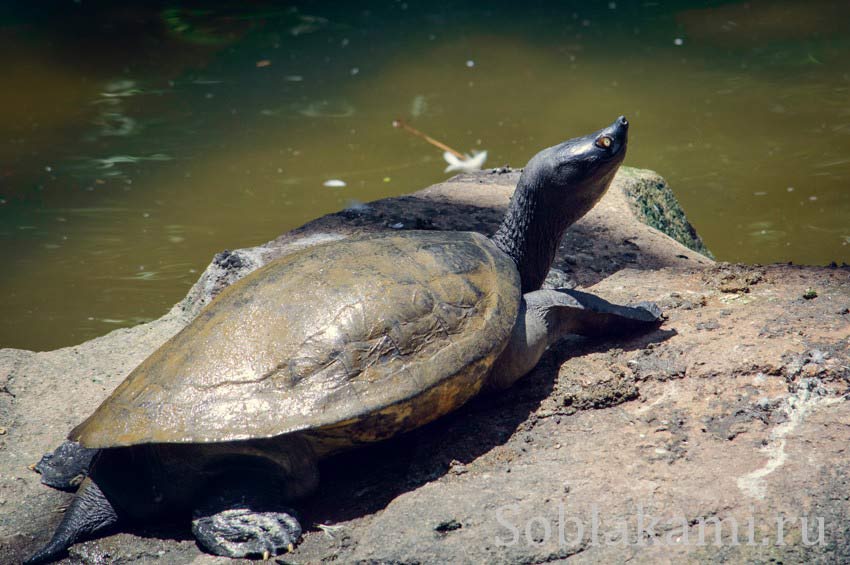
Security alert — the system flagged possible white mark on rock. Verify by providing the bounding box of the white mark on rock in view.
[737,384,843,500]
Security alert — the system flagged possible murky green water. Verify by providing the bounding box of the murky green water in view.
[2,1,849,351]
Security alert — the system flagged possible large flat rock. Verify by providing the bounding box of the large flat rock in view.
[2,169,848,564]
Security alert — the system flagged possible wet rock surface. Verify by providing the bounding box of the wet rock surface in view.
[2,169,849,564]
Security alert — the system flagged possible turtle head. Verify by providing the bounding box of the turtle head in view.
[524,115,628,217]
[492,116,629,293]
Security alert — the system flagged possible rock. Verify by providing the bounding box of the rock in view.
[2,169,849,563]
[616,167,713,258]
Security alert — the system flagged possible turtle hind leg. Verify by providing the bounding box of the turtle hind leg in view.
[25,477,119,565]
[34,440,99,491]
[188,436,318,558]
[192,506,302,559]
[191,474,303,559]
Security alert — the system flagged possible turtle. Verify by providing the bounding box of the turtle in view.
[26,115,662,564]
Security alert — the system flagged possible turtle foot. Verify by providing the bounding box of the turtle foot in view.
[192,507,302,559]
[630,301,664,323]
[34,441,99,491]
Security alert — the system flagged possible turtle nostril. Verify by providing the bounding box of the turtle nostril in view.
[618,116,628,127]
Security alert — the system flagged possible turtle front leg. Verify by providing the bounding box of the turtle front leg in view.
[490,288,663,390]
[547,288,663,338]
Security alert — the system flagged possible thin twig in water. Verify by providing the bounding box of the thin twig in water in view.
[392,118,466,159]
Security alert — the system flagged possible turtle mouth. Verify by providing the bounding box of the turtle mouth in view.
[605,115,628,155]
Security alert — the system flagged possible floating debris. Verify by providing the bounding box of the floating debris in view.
[323,179,347,188]
[256,59,272,68]
[444,150,488,173]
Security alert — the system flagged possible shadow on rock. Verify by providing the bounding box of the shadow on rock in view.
[300,327,674,529]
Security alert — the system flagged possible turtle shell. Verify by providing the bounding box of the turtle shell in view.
[71,230,520,451]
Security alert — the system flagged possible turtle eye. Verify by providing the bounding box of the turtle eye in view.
[596,135,613,149]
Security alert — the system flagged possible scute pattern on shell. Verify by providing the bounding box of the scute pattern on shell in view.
[71,231,520,449]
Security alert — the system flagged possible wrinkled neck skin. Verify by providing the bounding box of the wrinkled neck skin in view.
[491,167,616,293]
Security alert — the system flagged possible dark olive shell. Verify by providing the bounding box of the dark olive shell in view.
[71,231,520,450]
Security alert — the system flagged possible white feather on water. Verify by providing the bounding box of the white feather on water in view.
[443,150,488,173]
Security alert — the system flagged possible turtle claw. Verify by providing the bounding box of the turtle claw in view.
[192,507,302,559]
